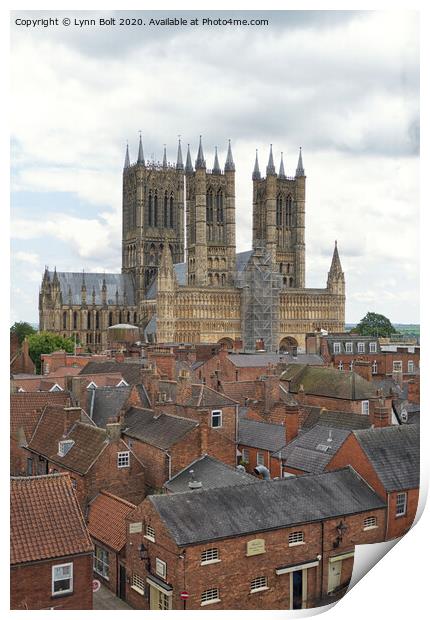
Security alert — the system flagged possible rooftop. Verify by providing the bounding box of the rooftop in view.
[123,406,198,450]
[281,365,377,400]
[87,491,136,552]
[10,391,71,442]
[238,417,286,452]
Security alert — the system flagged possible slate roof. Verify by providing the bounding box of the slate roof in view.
[276,425,351,473]
[150,466,386,546]
[88,385,134,427]
[27,406,108,474]
[227,353,323,368]
[238,418,286,452]
[164,455,259,494]
[10,391,71,442]
[87,491,136,552]
[157,380,237,408]
[301,408,372,431]
[372,377,408,399]
[353,425,420,491]
[11,474,93,565]
[392,399,420,425]
[281,365,377,400]
[78,360,146,388]
[123,407,198,449]
[221,381,258,404]
[49,271,135,305]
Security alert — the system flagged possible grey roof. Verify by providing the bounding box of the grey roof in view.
[123,407,198,449]
[282,365,377,400]
[277,425,351,473]
[302,408,372,431]
[353,425,419,491]
[392,399,420,425]
[164,455,258,494]
[79,361,146,387]
[238,418,286,452]
[157,380,237,408]
[89,386,133,427]
[373,377,408,399]
[49,271,135,306]
[149,466,386,546]
[228,353,323,368]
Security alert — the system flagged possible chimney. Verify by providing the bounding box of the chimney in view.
[63,406,82,436]
[296,384,305,404]
[70,376,89,408]
[115,352,125,363]
[147,347,176,381]
[285,403,300,442]
[392,369,403,388]
[106,421,122,441]
[372,397,390,428]
[176,369,192,405]
[353,360,372,383]
[408,375,420,405]
[141,366,160,406]
[263,373,280,414]
[233,338,243,352]
[199,418,209,455]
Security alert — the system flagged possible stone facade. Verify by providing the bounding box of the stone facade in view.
[39,138,345,352]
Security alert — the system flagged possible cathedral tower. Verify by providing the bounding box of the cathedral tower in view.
[185,138,236,287]
[252,146,306,288]
[122,135,185,304]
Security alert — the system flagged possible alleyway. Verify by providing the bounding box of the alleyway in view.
[93,584,132,610]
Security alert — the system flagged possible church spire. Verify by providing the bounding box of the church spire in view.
[137,132,145,165]
[176,138,184,170]
[295,147,305,177]
[279,152,286,179]
[224,139,235,172]
[124,142,130,169]
[185,144,193,174]
[329,240,343,276]
[327,241,345,295]
[252,150,261,180]
[162,145,167,169]
[212,146,221,174]
[195,135,206,169]
[266,144,276,176]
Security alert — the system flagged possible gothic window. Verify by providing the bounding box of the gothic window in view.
[154,191,158,226]
[95,311,100,330]
[109,312,113,327]
[207,190,213,223]
[73,311,78,330]
[279,262,283,273]
[62,312,67,330]
[289,276,294,287]
[87,313,91,330]
[221,273,226,286]
[276,195,283,227]
[215,273,220,286]
[164,191,168,227]
[127,311,130,323]
[285,195,292,227]
[283,277,287,286]
[134,312,137,324]
[208,273,213,285]
[148,192,153,226]
[286,263,291,274]
[170,194,174,227]
[216,190,224,223]
[119,311,122,324]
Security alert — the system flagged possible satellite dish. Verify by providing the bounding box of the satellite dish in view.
[400,409,408,423]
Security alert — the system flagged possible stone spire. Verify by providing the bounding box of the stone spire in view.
[327,240,345,296]
[195,135,206,169]
[81,270,86,291]
[266,144,276,176]
[81,271,87,305]
[124,142,130,169]
[92,286,96,305]
[185,144,193,174]
[224,139,235,172]
[212,146,221,174]
[295,147,305,177]
[137,132,145,165]
[279,152,286,179]
[329,240,343,277]
[162,145,167,168]
[176,138,184,170]
[68,285,72,305]
[252,150,261,180]
[159,238,174,277]
[52,267,59,285]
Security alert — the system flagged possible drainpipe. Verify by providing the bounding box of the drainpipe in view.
[320,521,324,601]
[385,492,389,540]
[166,452,172,481]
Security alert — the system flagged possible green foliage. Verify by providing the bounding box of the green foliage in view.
[27,332,75,373]
[10,321,36,345]
[351,312,397,337]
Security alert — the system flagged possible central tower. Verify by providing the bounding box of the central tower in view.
[122,135,185,304]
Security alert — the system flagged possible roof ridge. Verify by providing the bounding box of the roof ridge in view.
[99,490,137,509]
[240,417,284,428]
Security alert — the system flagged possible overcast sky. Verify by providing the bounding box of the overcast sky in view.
[10,10,419,325]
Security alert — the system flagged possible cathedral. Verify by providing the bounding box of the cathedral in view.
[39,135,345,353]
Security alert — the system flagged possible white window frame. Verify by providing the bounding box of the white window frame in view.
[349,361,354,371]
[393,361,403,373]
[52,562,73,596]
[372,360,378,375]
[201,588,220,606]
[145,524,155,542]
[361,400,370,415]
[93,545,109,580]
[58,440,74,457]
[117,451,130,468]
[211,409,222,428]
[256,451,265,466]
[333,342,341,354]
[369,342,377,353]
[363,516,378,530]
[117,379,129,387]
[338,361,343,371]
[250,576,268,593]
[288,531,305,546]
[345,342,353,353]
[87,381,98,389]
[396,492,407,517]
[357,342,365,353]
[155,558,167,579]
[131,573,145,595]
[201,548,220,565]
[242,448,249,463]
[408,360,414,374]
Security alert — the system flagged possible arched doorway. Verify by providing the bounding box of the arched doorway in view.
[279,336,299,355]
[218,337,234,351]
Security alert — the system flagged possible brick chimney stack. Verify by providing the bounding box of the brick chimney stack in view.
[199,417,209,454]
[263,372,280,414]
[141,366,160,406]
[106,420,122,441]
[353,360,372,383]
[372,397,391,428]
[285,403,300,442]
[62,406,82,436]
[176,369,193,405]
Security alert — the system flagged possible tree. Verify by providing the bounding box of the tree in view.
[351,312,397,337]
[27,332,75,373]
[10,321,36,345]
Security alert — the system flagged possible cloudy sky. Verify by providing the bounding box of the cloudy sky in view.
[10,10,419,325]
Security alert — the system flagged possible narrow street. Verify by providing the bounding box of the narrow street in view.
[93,584,132,610]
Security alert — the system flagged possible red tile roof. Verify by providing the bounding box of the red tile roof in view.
[87,491,136,552]
[10,392,71,442]
[10,474,93,565]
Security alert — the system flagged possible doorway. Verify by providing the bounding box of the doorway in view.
[292,570,303,609]
[328,560,342,593]
[119,564,126,600]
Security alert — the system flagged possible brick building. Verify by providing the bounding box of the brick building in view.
[123,467,385,610]
[326,425,419,540]
[10,474,93,610]
[10,335,35,375]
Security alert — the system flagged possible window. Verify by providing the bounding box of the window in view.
[87,381,98,389]
[361,400,370,415]
[369,342,377,353]
[58,440,74,457]
[345,342,353,353]
[349,361,354,371]
[211,410,222,428]
[363,516,378,530]
[393,361,403,372]
[241,448,249,463]
[159,592,170,609]
[288,531,304,546]
[338,361,343,371]
[333,342,341,354]
[408,360,414,373]
[396,492,407,516]
[117,451,130,468]
[201,588,220,606]
[145,524,155,541]
[201,548,220,564]
[256,452,265,466]
[52,563,73,595]
[94,546,109,579]
[131,573,145,595]
[155,558,167,579]
[357,342,365,353]
[372,360,378,375]
[26,458,33,476]
[250,576,268,593]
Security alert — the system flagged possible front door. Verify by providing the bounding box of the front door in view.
[119,565,126,600]
[292,570,303,609]
[149,586,171,610]
[328,560,342,593]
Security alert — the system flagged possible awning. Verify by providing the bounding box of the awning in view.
[146,574,173,595]
[329,551,354,563]
[276,559,320,575]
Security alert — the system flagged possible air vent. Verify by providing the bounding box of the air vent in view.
[316,444,330,453]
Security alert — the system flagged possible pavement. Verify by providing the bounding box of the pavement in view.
[93,583,132,610]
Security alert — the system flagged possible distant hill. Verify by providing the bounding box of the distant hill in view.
[345,323,420,338]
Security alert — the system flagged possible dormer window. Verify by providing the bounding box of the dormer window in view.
[345,342,353,353]
[49,383,63,392]
[87,381,98,389]
[333,343,341,354]
[58,440,75,457]
[116,379,129,387]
